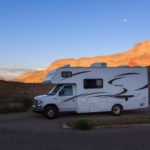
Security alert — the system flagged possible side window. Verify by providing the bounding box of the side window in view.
[59,86,73,96]
[84,79,103,89]
[61,71,72,78]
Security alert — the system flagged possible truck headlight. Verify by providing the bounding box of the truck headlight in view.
[37,100,43,106]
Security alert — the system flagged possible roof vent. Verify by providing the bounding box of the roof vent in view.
[62,64,70,68]
[91,63,107,68]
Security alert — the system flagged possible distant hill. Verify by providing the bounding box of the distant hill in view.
[0,77,5,81]
[15,40,150,83]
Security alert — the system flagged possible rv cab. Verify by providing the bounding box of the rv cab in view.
[48,84,76,112]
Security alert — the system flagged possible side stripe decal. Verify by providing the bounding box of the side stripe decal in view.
[115,72,140,77]
[135,84,148,91]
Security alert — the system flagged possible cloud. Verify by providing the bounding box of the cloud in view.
[36,67,45,71]
[0,65,34,80]
[0,65,46,80]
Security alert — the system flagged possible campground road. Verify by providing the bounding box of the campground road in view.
[0,110,150,150]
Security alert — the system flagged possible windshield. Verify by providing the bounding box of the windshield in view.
[47,85,62,95]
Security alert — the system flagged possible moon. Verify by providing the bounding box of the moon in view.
[123,18,127,23]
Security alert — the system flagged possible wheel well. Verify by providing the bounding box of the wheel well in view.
[112,104,123,110]
[44,104,59,112]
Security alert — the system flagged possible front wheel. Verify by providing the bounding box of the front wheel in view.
[44,106,58,119]
[111,104,122,116]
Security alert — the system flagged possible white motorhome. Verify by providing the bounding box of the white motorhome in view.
[32,63,149,119]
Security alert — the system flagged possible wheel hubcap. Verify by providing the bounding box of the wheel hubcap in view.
[47,110,55,118]
[114,106,120,114]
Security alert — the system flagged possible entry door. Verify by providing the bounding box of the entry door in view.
[58,85,76,112]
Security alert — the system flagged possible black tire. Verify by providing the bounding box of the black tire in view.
[111,104,122,116]
[44,106,58,119]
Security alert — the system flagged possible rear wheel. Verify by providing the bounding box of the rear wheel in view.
[112,104,122,116]
[44,106,58,119]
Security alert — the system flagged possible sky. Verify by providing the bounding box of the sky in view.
[0,0,150,79]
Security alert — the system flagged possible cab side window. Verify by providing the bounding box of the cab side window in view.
[59,86,73,96]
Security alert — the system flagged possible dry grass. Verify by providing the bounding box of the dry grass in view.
[68,113,150,128]
[0,81,53,113]
[0,81,53,104]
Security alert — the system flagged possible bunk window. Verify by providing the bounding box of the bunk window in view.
[61,71,72,78]
[84,79,103,89]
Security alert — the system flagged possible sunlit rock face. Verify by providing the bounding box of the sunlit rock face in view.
[15,40,150,83]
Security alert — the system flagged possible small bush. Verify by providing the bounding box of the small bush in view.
[74,119,93,130]
[0,97,32,114]
[19,98,32,108]
[0,103,26,114]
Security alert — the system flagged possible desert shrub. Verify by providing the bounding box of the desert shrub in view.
[19,97,32,109]
[0,96,32,114]
[0,103,26,114]
[74,119,93,130]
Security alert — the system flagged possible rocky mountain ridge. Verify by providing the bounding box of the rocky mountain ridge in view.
[0,77,5,81]
[15,40,150,83]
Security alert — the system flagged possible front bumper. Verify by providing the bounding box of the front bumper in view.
[32,105,44,113]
